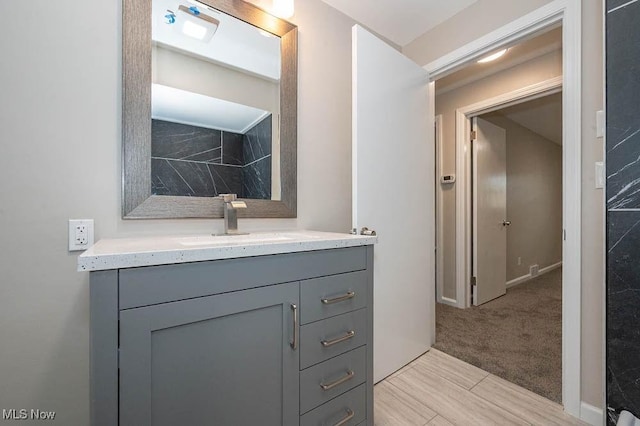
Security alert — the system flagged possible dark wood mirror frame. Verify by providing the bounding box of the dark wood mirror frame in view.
[122,0,297,219]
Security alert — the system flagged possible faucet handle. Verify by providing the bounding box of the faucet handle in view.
[219,194,247,209]
[219,193,237,202]
[230,200,247,209]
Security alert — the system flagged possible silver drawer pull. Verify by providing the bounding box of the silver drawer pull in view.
[333,408,354,426]
[290,304,298,350]
[321,330,355,347]
[321,291,356,305]
[320,370,355,391]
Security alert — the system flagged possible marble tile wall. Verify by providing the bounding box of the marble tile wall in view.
[150,117,272,199]
[151,119,243,197]
[242,115,272,199]
[606,0,640,423]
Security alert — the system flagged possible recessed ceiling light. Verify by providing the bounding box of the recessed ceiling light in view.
[477,49,508,63]
[176,5,219,42]
[182,20,208,40]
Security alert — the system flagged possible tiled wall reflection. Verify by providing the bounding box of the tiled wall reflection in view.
[606,0,640,423]
[151,115,272,199]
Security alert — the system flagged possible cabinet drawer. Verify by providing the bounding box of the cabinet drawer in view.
[118,247,367,309]
[300,309,367,369]
[300,271,367,324]
[300,346,367,414]
[300,384,366,426]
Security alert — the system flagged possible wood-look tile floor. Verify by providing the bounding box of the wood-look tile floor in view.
[374,349,588,426]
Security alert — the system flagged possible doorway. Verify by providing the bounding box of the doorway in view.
[436,91,564,402]
[474,95,563,305]
[425,0,583,413]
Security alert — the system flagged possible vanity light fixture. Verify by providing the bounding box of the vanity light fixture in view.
[272,0,294,19]
[477,48,508,63]
[176,5,220,42]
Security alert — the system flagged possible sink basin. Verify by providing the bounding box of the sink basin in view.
[177,233,294,247]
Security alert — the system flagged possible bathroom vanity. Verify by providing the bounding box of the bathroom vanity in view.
[81,231,376,426]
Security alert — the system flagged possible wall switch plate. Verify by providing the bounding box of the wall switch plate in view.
[596,110,604,138]
[69,219,94,251]
[595,162,605,189]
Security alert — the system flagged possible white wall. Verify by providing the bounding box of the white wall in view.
[403,0,554,66]
[153,45,280,113]
[0,0,359,423]
[484,114,563,281]
[435,50,563,299]
[408,0,605,410]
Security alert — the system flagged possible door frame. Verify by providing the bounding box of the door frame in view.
[434,114,452,306]
[424,0,582,418]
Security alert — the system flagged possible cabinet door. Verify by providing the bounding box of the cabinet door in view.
[119,281,299,426]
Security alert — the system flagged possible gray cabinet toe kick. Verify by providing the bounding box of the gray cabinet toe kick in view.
[89,245,374,426]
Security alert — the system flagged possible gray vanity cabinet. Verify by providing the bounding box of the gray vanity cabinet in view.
[89,245,374,426]
[119,282,299,426]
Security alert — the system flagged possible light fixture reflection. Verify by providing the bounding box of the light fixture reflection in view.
[272,0,294,19]
[477,49,508,63]
[182,20,208,40]
[176,5,219,42]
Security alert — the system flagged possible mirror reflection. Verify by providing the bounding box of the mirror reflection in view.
[151,0,281,200]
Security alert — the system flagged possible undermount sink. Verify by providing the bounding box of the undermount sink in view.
[176,232,321,247]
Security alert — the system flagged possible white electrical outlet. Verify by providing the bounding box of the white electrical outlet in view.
[595,162,605,189]
[69,219,94,251]
[517,257,522,266]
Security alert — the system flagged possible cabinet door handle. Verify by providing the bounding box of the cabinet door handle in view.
[320,370,355,391]
[321,330,355,347]
[321,291,356,305]
[333,408,354,426]
[290,304,298,350]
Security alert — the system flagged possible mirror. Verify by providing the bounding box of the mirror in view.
[122,0,297,219]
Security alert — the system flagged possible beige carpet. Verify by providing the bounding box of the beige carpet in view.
[434,268,562,403]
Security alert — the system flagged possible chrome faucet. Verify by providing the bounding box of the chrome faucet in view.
[218,194,247,235]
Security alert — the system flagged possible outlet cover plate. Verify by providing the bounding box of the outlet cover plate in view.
[69,219,94,251]
[530,264,539,276]
[595,162,604,189]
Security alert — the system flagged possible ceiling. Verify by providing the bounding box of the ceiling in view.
[152,84,270,133]
[494,92,563,145]
[153,0,281,81]
[320,0,477,46]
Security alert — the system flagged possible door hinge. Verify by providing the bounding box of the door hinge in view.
[470,130,477,140]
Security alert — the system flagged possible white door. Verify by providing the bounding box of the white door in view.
[352,25,434,382]
[472,117,507,305]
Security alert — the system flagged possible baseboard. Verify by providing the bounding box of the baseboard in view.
[506,261,563,289]
[580,401,604,426]
[539,261,563,275]
[506,273,532,289]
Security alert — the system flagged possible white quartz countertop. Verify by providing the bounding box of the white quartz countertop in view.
[77,230,377,272]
